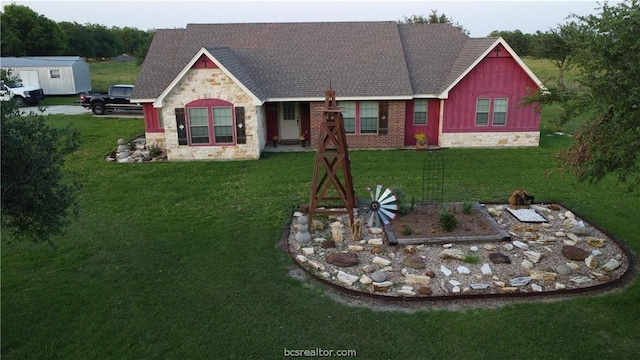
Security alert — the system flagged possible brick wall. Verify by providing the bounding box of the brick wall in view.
[309,101,406,149]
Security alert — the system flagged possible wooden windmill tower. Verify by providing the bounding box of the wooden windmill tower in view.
[307,90,356,225]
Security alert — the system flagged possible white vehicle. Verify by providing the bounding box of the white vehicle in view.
[0,81,45,107]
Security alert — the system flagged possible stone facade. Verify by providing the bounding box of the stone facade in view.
[439,131,540,148]
[155,68,265,161]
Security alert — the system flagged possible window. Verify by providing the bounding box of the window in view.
[414,99,427,125]
[283,103,296,120]
[359,101,378,134]
[493,99,508,125]
[158,109,164,128]
[185,100,235,145]
[50,70,60,79]
[188,108,210,144]
[475,99,490,126]
[337,101,379,134]
[341,101,356,134]
[213,108,233,143]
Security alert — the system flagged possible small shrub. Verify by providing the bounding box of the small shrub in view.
[402,224,413,236]
[462,200,474,214]
[463,254,480,264]
[391,186,412,214]
[438,205,458,232]
[148,144,163,158]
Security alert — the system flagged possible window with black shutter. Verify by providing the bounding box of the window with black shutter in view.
[175,108,188,145]
[235,107,246,144]
[378,101,389,135]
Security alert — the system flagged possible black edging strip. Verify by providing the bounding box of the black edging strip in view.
[284,203,638,302]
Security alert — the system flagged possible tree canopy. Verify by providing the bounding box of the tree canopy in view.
[1,72,82,246]
[557,0,640,190]
[0,3,66,56]
[0,4,154,61]
[488,30,533,56]
[399,10,470,35]
[530,23,579,86]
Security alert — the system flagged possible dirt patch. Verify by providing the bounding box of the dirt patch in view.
[389,202,501,241]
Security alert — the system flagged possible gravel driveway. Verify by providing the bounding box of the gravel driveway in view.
[20,105,143,118]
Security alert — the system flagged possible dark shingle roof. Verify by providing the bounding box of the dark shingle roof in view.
[133,29,186,100]
[205,47,267,101]
[398,24,469,95]
[132,22,518,102]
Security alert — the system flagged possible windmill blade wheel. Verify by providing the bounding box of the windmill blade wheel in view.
[360,185,399,228]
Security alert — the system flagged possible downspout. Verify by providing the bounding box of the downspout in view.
[439,99,445,147]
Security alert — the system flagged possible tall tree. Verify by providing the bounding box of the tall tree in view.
[0,4,66,56]
[59,21,96,57]
[1,71,82,246]
[530,23,579,86]
[399,10,470,35]
[488,29,533,56]
[558,0,640,190]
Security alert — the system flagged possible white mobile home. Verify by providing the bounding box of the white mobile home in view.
[0,56,92,95]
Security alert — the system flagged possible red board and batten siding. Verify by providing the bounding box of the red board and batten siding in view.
[143,103,163,132]
[404,100,440,146]
[442,46,540,133]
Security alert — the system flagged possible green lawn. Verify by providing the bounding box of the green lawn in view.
[1,113,638,359]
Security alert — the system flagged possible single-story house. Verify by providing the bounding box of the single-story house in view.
[0,56,92,95]
[131,22,543,161]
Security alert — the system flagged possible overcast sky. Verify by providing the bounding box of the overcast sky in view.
[8,0,610,37]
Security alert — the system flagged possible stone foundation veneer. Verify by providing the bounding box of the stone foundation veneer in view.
[144,132,166,149]
[439,131,540,148]
[151,68,265,161]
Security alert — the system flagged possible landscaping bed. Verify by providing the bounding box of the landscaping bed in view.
[288,203,632,300]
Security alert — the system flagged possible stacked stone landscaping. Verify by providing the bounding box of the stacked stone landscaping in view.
[288,203,631,299]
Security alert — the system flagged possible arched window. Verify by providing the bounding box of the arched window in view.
[185,99,235,145]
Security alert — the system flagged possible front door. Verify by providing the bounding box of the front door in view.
[279,103,300,140]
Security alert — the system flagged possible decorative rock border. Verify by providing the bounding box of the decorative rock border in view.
[286,203,636,301]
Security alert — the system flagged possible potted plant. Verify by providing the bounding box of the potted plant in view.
[414,132,427,149]
[299,134,306,147]
[272,135,279,147]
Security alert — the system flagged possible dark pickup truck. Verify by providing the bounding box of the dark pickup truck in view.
[80,84,143,115]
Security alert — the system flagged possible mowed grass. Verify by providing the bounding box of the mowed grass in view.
[1,113,639,359]
[88,60,141,92]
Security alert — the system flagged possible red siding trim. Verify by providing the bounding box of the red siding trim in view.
[143,103,164,133]
[443,54,540,133]
[192,54,219,69]
[404,100,440,145]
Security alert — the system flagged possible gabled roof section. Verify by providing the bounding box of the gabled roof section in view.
[133,22,543,103]
[131,29,186,101]
[205,47,266,102]
[152,47,264,106]
[438,37,544,98]
[398,24,469,96]
[136,22,414,102]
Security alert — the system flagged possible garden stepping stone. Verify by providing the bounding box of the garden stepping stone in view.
[326,252,358,267]
[370,271,386,282]
[561,245,590,261]
[403,255,426,269]
[489,252,511,264]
